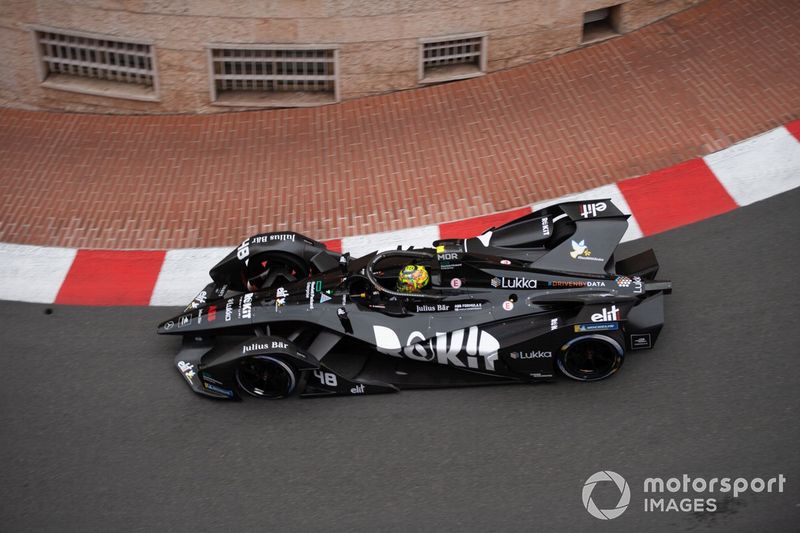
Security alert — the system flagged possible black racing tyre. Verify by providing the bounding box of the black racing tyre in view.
[235,356,297,399]
[246,252,310,291]
[557,335,624,382]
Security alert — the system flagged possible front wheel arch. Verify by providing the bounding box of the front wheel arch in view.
[235,355,298,399]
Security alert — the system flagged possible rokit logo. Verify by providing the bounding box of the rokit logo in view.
[373,325,500,371]
[579,201,607,218]
[491,277,538,289]
[541,217,551,236]
[591,305,620,322]
[241,293,253,319]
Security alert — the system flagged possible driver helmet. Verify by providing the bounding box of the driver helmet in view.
[397,264,430,293]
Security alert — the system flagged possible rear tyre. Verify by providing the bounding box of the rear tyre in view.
[236,356,297,399]
[557,335,624,382]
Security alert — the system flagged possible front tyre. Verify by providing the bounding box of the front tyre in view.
[236,356,297,399]
[557,335,624,382]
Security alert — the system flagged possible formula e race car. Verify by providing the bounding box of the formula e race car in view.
[157,199,671,400]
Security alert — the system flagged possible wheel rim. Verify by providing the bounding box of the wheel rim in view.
[236,356,296,399]
[558,335,623,381]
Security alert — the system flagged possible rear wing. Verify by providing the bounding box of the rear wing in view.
[531,199,629,276]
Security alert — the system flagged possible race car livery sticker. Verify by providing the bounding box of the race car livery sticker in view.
[373,325,499,371]
[570,240,605,262]
[541,217,551,236]
[203,382,234,397]
[616,276,632,287]
[437,252,462,270]
[579,201,607,218]
[591,305,620,322]
[510,350,552,359]
[275,287,288,310]
[414,304,451,313]
[453,302,482,311]
[491,277,538,289]
[251,234,295,244]
[630,333,652,349]
[549,280,587,288]
[574,322,619,332]
[177,361,196,384]
[189,290,207,309]
[242,340,291,354]
[241,293,253,319]
[306,280,322,309]
[413,302,484,313]
[632,276,644,294]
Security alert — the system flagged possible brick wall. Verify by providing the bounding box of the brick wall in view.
[0,0,703,114]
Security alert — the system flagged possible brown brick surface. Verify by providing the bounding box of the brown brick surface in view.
[1,0,799,249]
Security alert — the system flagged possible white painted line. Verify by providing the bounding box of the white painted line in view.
[531,183,644,242]
[149,247,229,306]
[0,243,77,304]
[704,126,800,206]
[341,225,441,258]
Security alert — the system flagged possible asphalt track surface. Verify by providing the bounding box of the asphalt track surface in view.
[1,189,799,532]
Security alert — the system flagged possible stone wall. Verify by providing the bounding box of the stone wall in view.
[0,0,703,114]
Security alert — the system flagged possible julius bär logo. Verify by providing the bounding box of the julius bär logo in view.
[582,471,631,520]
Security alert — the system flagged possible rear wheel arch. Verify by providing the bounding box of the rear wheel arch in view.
[557,334,624,382]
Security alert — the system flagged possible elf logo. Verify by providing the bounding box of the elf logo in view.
[591,305,620,322]
[373,325,500,371]
[579,202,607,218]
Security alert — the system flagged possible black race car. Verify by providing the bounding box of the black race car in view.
[158,199,671,400]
